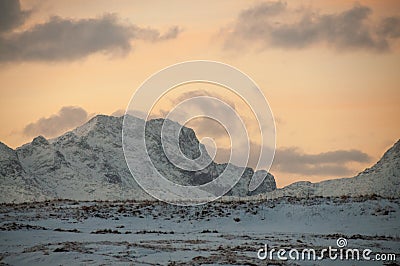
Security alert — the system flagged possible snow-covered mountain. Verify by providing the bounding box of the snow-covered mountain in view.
[270,139,400,199]
[1,114,399,203]
[0,115,276,203]
[0,142,45,203]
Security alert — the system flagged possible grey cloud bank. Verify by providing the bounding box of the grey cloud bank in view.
[0,0,29,33]
[23,106,90,138]
[0,1,180,62]
[225,1,400,52]
[272,147,372,176]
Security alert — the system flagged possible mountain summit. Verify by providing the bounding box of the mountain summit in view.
[0,115,276,203]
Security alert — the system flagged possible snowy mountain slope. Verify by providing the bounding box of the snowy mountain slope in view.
[0,115,276,203]
[13,116,148,202]
[0,142,46,203]
[270,139,400,199]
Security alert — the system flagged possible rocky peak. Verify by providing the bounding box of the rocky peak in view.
[379,139,400,163]
[32,136,49,147]
[0,142,15,160]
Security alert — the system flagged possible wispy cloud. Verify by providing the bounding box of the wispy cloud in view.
[223,1,400,52]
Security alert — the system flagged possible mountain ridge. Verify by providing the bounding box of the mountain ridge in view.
[0,114,276,203]
[0,115,399,203]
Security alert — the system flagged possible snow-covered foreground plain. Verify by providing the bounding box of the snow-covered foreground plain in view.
[0,197,399,265]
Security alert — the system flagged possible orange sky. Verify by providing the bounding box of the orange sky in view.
[1,1,399,187]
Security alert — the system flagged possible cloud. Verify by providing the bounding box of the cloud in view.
[214,141,274,169]
[239,1,286,18]
[158,26,181,40]
[163,91,245,142]
[147,90,239,137]
[23,106,90,138]
[272,147,372,176]
[171,90,237,111]
[224,1,400,52]
[198,135,371,177]
[0,0,30,33]
[188,117,228,140]
[378,16,400,38]
[0,13,180,62]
